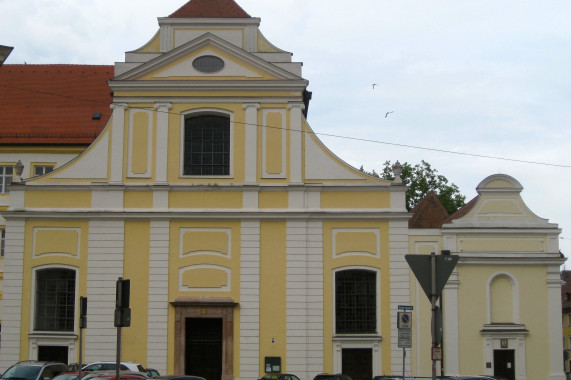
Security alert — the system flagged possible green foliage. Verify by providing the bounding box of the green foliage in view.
[360,160,466,214]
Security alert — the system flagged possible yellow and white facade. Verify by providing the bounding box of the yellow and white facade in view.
[0,2,565,380]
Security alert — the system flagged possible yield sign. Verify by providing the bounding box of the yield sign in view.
[405,254,459,300]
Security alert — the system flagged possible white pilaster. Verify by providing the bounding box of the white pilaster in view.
[155,103,172,184]
[0,220,25,370]
[388,220,410,375]
[547,265,566,380]
[85,220,125,362]
[147,220,170,375]
[240,221,261,380]
[159,25,173,52]
[288,103,304,184]
[243,103,260,184]
[110,104,128,184]
[286,220,324,380]
[442,271,460,376]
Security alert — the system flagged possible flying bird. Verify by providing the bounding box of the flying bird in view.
[372,84,380,89]
[385,111,394,118]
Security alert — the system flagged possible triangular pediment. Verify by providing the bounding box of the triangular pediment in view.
[114,33,300,82]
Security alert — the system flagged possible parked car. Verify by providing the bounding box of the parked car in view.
[67,365,87,373]
[314,374,352,380]
[372,377,455,380]
[82,363,145,373]
[259,374,301,380]
[81,372,146,380]
[1,361,69,380]
[150,376,205,380]
[53,372,88,380]
[144,369,159,378]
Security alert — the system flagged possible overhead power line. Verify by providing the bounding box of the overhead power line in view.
[1,83,570,169]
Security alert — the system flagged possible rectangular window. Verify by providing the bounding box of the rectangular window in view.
[184,115,230,176]
[568,336,571,349]
[34,165,54,176]
[568,313,571,327]
[1,229,5,257]
[0,166,13,193]
[35,268,76,331]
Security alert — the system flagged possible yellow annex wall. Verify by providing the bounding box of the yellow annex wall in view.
[457,265,549,378]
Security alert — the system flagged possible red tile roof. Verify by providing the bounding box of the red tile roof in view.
[408,191,450,229]
[0,64,113,145]
[169,0,251,18]
[443,195,479,224]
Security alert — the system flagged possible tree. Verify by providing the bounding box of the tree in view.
[360,160,466,214]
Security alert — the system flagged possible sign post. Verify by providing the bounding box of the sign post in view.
[78,296,87,380]
[115,278,131,380]
[397,305,413,379]
[405,252,459,380]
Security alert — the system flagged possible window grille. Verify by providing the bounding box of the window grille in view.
[335,269,377,334]
[184,115,230,175]
[35,268,76,331]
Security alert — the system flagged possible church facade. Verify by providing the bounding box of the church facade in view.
[0,1,565,380]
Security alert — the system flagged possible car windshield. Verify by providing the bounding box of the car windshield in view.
[2,366,42,380]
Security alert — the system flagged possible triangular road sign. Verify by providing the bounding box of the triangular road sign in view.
[405,254,459,300]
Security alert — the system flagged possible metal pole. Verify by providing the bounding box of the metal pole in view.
[78,327,83,380]
[431,252,437,380]
[402,347,405,379]
[116,326,121,380]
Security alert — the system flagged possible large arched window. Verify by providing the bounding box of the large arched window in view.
[335,269,377,334]
[34,268,76,331]
[183,114,230,175]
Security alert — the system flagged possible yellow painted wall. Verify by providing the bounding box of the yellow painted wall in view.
[170,191,243,209]
[322,221,391,373]
[258,192,288,209]
[457,265,549,378]
[21,220,89,360]
[124,191,153,208]
[167,220,242,373]
[122,221,150,366]
[259,221,287,372]
[321,192,390,209]
[25,191,92,208]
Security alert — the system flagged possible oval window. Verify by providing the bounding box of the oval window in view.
[192,55,225,73]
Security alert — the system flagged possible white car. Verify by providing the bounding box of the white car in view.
[82,362,145,373]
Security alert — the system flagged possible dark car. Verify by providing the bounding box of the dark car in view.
[1,361,69,380]
[151,376,205,380]
[314,373,352,380]
[372,377,455,380]
[259,374,301,380]
[144,370,159,378]
[81,372,146,380]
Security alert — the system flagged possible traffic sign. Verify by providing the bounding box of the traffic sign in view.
[397,311,412,329]
[405,254,459,300]
[398,305,413,310]
[398,329,412,348]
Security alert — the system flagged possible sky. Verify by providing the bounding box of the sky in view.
[1,0,570,263]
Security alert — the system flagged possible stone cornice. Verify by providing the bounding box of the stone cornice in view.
[1,208,411,221]
[109,79,309,93]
